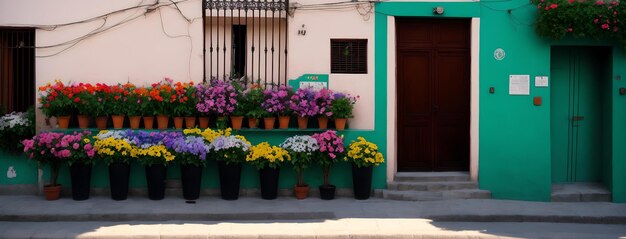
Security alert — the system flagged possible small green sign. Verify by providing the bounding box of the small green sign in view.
[288,74,329,90]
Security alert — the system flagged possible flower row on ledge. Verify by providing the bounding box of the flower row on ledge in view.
[38,78,359,124]
[22,128,384,187]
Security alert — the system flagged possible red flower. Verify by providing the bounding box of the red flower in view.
[602,23,610,29]
[550,3,558,9]
[74,97,80,103]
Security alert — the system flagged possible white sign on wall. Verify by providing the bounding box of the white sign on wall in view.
[535,76,549,87]
[509,75,530,95]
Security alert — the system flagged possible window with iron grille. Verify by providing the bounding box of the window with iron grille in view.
[331,39,367,74]
[0,28,35,113]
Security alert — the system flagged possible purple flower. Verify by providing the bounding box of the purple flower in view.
[262,85,293,116]
[196,80,237,116]
[289,88,319,117]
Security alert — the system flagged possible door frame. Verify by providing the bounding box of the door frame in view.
[385,17,480,182]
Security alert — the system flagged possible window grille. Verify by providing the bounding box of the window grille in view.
[0,28,35,113]
[331,39,367,74]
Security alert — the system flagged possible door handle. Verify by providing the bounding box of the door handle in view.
[572,116,584,121]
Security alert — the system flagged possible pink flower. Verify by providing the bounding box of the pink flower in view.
[73,143,79,150]
[594,19,599,24]
[550,3,558,9]
[602,23,610,29]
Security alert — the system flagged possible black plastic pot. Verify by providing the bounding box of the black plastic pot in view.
[70,162,92,201]
[145,163,167,200]
[352,164,373,200]
[259,166,280,200]
[217,161,242,200]
[108,162,130,201]
[180,164,203,200]
[319,184,336,200]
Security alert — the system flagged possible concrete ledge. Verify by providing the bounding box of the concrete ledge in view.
[0,185,37,195]
[0,212,336,222]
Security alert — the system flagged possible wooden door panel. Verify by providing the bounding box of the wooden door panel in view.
[396,18,470,172]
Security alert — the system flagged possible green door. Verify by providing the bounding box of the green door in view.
[550,46,610,183]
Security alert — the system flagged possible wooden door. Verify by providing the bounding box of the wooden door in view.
[396,18,470,172]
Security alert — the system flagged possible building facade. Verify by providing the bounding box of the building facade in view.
[0,0,624,202]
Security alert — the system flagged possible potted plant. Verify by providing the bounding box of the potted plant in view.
[171,81,195,129]
[93,83,111,129]
[128,131,176,200]
[108,84,131,129]
[162,132,210,200]
[312,130,344,200]
[94,130,134,200]
[0,109,34,153]
[344,136,385,200]
[240,85,266,129]
[313,88,334,129]
[126,85,143,129]
[133,86,156,129]
[280,135,319,199]
[210,135,251,200]
[246,142,291,199]
[262,85,294,129]
[147,78,176,129]
[196,79,237,128]
[289,88,319,129]
[58,131,97,200]
[38,80,74,129]
[72,83,96,129]
[330,93,358,130]
[22,132,65,200]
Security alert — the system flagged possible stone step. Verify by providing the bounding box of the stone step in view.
[382,189,491,201]
[387,181,478,191]
[394,172,470,182]
[551,183,612,202]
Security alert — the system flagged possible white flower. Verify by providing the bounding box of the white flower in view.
[280,135,319,153]
[0,112,30,131]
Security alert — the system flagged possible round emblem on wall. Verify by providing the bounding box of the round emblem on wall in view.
[494,48,506,61]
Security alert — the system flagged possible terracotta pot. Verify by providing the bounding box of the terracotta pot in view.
[77,115,90,129]
[248,118,259,129]
[231,116,243,130]
[318,116,328,130]
[44,184,62,201]
[278,116,290,129]
[56,116,70,129]
[264,117,276,130]
[198,116,210,129]
[335,118,347,130]
[184,116,196,129]
[143,116,155,130]
[297,116,308,129]
[112,115,125,129]
[129,116,141,129]
[173,117,184,129]
[95,116,108,130]
[157,115,169,130]
[294,184,309,200]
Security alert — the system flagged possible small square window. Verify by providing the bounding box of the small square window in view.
[331,39,367,74]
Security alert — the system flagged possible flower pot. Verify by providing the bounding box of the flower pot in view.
[70,162,92,201]
[259,166,280,200]
[57,116,70,129]
[263,117,276,130]
[129,116,141,129]
[184,116,196,129]
[108,162,130,201]
[217,161,242,200]
[112,115,125,129]
[173,117,184,129]
[319,184,336,200]
[157,115,169,130]
[248,118,259,129]
[352,164,373,200]
[278,116,290,129]
[294,184,309,200]
[318,116,328,129]
[198,116,210,129]
[231,116,243,130]
[95,116,108,130]
[77,115,90,129]
[44,184,62,201]
[145,163,167,200]
[297,116,308,129]
[335,118,347,130]
[143,116,155,130]
[180,164,203,200]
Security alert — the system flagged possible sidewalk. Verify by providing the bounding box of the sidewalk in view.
[1,195,626,238]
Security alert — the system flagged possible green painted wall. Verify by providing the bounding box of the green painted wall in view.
[376,0,625,202]
[0,150,38,186]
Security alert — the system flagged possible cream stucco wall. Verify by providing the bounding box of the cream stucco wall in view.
[287,0,375,130]
[0,0,204,130]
